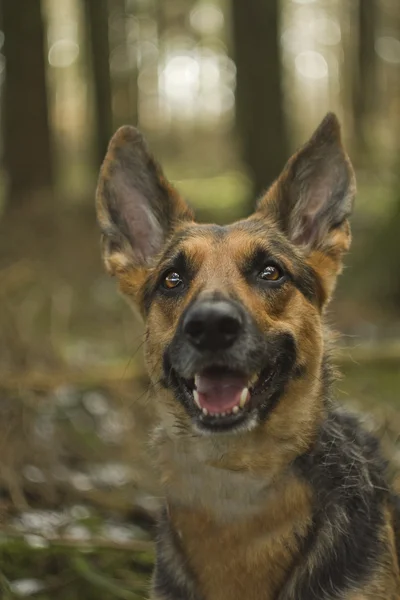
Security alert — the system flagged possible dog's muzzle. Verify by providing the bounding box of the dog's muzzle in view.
[164,297,297,434]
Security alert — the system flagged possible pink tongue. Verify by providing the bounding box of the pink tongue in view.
[195,374,247,413]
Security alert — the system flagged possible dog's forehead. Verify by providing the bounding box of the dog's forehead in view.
[171,217,283,265]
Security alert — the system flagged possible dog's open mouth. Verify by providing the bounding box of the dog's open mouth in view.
[192,369,255,416]
[172,365,275,432]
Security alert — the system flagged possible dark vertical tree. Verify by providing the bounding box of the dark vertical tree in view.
[2,0,53,208]
[108,0,139,129]
[352,0,378,160]
[84,0,113,166]
[231,0,289,207]
[348,2,400,313]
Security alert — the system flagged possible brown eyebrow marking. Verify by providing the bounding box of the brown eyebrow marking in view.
[223,223,323,305]
[141,219,324,312]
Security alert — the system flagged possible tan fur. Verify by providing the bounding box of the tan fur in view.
[168,477,312,600]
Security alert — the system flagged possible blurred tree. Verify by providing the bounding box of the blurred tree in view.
[84,0,113,166]
[231,0,289,206]
[2,0,53,208]
[352,0,378,161]
[108,0,139,128]
[356,192,400,312]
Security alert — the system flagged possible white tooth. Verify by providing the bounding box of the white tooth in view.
[194,375,200,389]
[202,408,208,416]
[249,374,258,387]
[193,390,201,409]
[232,405,239,414]
[240,388,249,408]
[221,412,226,417]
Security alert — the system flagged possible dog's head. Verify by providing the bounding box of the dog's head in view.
[96,114,355,437]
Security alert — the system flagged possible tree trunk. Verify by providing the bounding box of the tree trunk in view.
[2,0,53,208]
[108,0,139,128]
[84,0,113,167]
[352,0,377,161]
[231,0,289,208]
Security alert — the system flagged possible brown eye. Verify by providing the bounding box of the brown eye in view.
[163,271,183,290]
[259,265,282,282]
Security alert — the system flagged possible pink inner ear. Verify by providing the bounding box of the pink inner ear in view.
[115,175,164,263]
[98,124,194,269]
[289,159,348,248]
[305,175,331,216]
[290,178,330,246]
[291,215,315,246]
[256,114,355,251]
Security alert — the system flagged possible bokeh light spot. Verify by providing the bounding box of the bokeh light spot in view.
[48,39,79,68]
[375,36,400,64]
[295,50,328,79]
[190,3,224,35]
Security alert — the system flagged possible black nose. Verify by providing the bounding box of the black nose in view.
[182,300,243,351]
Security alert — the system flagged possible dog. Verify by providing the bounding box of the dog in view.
[96,113,400,599]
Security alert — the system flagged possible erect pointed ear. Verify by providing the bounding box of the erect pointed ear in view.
[256,113,356,259]
[96,126,193,277]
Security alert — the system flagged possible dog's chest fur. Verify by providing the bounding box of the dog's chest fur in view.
[155,429,272,519]
[153,427,313,600]
[169,502,310,600]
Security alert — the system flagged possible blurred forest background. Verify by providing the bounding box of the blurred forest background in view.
[0,0,399,598]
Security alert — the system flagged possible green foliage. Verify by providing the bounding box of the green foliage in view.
[174,171,251,222]
[0,538,154,600]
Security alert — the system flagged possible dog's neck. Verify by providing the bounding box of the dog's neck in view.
[152,421,315,600]
[153,426,275,521]
[151,370,324,523]
[148,344,335,528]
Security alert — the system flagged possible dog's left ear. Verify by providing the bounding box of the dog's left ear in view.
[257,113,356,260]
[96,126,193,279]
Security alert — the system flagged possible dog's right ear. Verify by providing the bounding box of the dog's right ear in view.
[96,126,193,279]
